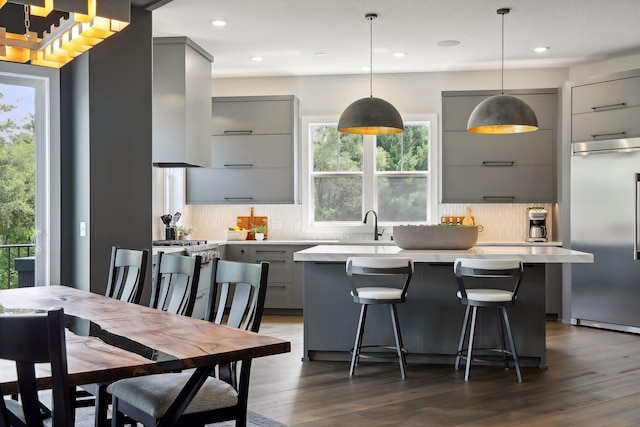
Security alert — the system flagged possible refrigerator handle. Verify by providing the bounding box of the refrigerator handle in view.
[636,174,640,260]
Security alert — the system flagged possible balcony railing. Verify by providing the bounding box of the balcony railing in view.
[1,244,36,290]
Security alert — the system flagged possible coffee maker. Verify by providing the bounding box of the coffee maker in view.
[527,207,548,242]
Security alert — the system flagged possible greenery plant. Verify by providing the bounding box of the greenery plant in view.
[250,223,268,234]
[178,225,193,237]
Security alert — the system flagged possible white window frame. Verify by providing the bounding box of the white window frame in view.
[301,114,438,234]
[0,63,61,286]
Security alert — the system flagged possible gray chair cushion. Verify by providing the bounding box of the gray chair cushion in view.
[107,373,238,418]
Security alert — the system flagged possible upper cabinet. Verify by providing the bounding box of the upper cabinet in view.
[571,71,640,143]
[186,95,300,204]
[211,98,294,135]
[152,37,214,168]
[442,89,558,203]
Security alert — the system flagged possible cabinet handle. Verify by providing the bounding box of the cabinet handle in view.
[591,102,627,112]
[224,197,254,201]
[268,284,287,289]
[255,250,287,254]
[257,259,287,263]
[224,163,253,168]
[224,130,253,135]
[482,161,514,167]
[591,131,626,140]
[482,196,515,202]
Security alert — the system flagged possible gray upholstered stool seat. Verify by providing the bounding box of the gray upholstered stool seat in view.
[454,258,524,382]
[107,373,238,418]
[346,257,413,379]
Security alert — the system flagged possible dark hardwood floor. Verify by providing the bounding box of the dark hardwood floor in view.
[250,315,640,426]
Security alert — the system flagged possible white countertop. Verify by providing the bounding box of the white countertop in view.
[220,239,562,246]
[293,244,593,264]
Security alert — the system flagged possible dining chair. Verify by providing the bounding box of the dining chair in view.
[105,246,150,304]
[150,252,202,316]
[108,259,270,427]
[345,257,414,379]
[73,246,150,424]
[454,258,524,382]
[0,307,73,427]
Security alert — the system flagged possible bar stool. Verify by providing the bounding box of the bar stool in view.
[454,258,524,382]
[346,257,413,379]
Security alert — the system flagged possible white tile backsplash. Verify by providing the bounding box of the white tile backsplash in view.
[154,167,555,243]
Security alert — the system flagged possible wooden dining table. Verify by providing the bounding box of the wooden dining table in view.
[0,285,290,426]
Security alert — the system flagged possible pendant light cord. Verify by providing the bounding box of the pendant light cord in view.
[497,8,510,95]
[367,14,376,98]
[501,10,504,94]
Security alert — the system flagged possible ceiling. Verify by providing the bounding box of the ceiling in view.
[149,0,640,78]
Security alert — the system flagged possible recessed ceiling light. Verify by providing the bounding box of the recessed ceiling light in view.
[250,56,263,62]
[533,46,550,53]
[315,52,327,56]
[211,20,227,27]
[437,40,460,47]
[393,52,407,58]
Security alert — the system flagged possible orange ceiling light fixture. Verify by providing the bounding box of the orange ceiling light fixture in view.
[0,0,130,68]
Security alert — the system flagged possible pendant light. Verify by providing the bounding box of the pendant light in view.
[467,8,538,134]
[338,13,404,135]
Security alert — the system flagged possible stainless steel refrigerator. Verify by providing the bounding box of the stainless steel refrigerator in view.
[570,138,640,333]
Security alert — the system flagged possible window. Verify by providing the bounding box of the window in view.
[0,63,61,286]
[307,116,436,227]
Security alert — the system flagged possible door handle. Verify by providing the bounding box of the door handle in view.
[591,102,627,112]
[481,161,514,167]
[635,173,640,260]
[590,131,626,140]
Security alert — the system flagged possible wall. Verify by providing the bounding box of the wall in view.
[156,67,567,242]
[61,7,153,298]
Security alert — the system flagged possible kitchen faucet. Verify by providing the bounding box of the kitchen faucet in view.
[363,209,382,241]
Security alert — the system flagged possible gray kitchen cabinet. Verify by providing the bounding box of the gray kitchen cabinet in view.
[212,97,294,135]
[571,72,640,142]
[223,243,311,310]
[186,95,300,205]
[442,89,558,203]
[250,246,293,309]
[224,244,249,262]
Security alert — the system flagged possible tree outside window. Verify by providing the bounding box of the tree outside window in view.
[0,86,36,289]
[311,122,430,224]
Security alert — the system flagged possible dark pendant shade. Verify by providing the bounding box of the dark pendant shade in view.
[338,96,404,135]
[467,94,538,134]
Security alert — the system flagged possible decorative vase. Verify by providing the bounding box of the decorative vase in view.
[255,232,265,241]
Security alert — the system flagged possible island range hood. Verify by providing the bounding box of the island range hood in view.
[153,37,214,167]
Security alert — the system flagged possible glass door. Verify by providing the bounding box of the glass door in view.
[0,66,59,287]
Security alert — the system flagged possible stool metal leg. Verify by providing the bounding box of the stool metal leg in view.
[496,307,509,371]
[501,306,523,382]
[350,304,368,376]
[390,304,406,379]
[455,305,472,370]
[464,306,478,382]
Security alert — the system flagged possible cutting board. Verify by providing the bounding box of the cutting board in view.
[236,207,268,240]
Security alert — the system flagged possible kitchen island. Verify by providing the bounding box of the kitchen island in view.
[293,245,593,368]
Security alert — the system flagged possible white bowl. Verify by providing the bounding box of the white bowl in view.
[226,230,248,241]
[393,225,479,250]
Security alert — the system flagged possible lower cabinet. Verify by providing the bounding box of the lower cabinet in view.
[223,244,311,310]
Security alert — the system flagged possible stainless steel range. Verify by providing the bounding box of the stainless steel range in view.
[152,240,220,262]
